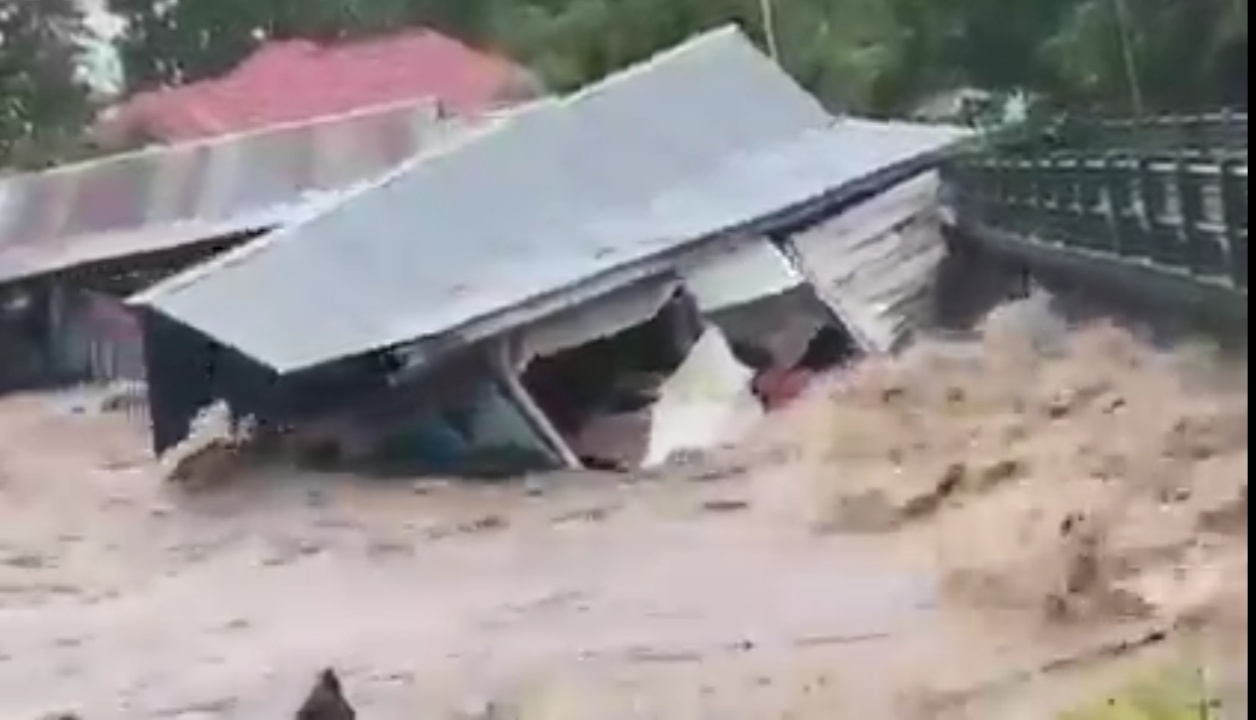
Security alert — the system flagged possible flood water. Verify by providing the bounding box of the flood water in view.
[2,309,1247,718]
[0,395,936,719]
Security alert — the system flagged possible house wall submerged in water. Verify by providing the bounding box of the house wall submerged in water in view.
[130,165,954,470]
[1,280,148,391]
[127,27,966,472]
[50,287,146,383]
[499,235,853,470]
[140,306,564,477]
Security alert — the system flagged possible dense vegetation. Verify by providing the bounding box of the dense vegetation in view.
[0,0,1248,168]
[0,0,98,168]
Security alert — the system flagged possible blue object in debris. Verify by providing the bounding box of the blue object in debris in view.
[407,415,470,472]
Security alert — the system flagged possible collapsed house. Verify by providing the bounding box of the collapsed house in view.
[0,99,470,393]
[126,26,967,476]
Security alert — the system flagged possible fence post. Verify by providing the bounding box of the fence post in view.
[1139,156,1172,266]
[1176,156,1210,275]
[1220,159,1249,289]
[1078,156,1109,252]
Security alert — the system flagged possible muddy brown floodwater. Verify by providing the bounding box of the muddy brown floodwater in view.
[0,302,1247,719]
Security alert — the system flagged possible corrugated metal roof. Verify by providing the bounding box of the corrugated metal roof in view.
[0,98,458,284]
[0,194,337,284]
[588,118,967,247]
[133,26,832,371]
[134,26,965,374]
[790,172,951,353]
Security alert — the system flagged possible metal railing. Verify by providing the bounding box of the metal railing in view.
[1057,111,1249,155]
[944,149,1248,291]
[972,111,1249,160]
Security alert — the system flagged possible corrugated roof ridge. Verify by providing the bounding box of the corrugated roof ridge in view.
[128,26,754,309]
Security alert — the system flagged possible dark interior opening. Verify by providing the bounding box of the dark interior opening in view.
[794,324,859,372]
[0,283,52,391]
[521,289,703,470]
[707,284,861,374]
[270,347,555,480]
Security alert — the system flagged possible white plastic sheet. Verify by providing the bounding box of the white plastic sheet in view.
[642,325,762,467]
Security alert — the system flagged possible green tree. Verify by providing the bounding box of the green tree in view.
[104,0,1247,118]
[0,0,96,169]
[492,0,767,93]
[1043,0,1248,112]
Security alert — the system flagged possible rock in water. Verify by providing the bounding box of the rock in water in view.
[160,400,254,490]
[295,668,356,720]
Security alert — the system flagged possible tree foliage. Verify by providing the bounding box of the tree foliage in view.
[1044,0,1248,112]
[0,0,1247,170]
[484,0,1247,116]
[0,0,97,169]
[104,0,503,90]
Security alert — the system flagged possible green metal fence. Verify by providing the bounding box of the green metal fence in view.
[1056,111,1248,155]
[969,111,1248,159]
[944,113,1248,295]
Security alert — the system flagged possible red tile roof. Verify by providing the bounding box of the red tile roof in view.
[99,29,534,144]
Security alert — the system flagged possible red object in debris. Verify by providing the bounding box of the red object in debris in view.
[98,30,534,144]
[752,367,815,411]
